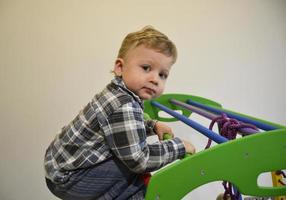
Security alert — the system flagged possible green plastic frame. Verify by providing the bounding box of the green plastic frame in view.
[144,94,286,199]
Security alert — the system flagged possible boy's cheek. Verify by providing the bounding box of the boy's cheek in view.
[158,86,165,95]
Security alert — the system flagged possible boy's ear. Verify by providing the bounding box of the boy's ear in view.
[113,58,124,76]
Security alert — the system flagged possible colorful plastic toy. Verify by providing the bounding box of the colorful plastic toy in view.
[143,94,286,200]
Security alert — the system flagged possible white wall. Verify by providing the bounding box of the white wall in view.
[0,0,285,199]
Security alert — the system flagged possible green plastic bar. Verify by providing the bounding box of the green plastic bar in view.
[163,134,172,140]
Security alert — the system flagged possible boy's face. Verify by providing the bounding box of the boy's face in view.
[114,45,173,100]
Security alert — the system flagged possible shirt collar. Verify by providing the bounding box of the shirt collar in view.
[111,76,144,108]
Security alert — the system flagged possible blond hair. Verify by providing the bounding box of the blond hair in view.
[117,26,177,64]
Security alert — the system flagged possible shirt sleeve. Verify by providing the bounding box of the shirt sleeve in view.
[102,102,186,173]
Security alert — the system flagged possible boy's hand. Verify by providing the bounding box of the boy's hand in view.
[181,139,196,154]
[153,121,174,140]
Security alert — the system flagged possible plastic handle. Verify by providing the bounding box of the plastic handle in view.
[163,133,172,140]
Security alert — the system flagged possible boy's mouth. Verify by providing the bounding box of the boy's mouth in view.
[143,87,156,96]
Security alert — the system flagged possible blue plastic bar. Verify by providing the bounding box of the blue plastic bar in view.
[151,101,228,144]
[187,99,278,131]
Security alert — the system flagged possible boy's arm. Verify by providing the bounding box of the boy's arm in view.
[103,102,186,173]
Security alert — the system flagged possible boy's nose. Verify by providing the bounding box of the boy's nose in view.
[149,73,159,85]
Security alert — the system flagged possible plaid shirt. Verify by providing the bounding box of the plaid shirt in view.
[44,77,185,183]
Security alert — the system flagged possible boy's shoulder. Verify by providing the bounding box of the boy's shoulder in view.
[91,79,142,115]
[88,80,143,125]
[105,82,134,106]
[99,80,133,103]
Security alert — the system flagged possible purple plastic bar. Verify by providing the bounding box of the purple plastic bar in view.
[170,99,217,119]
[170,99,259,135]
[187,99,278,131]
[151,101,228,144]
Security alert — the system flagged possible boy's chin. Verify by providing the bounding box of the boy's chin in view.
[139,94,152,100]
[140,96,152,101]
[140,94,159,101]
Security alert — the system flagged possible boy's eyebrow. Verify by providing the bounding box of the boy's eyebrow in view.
[138,58,172,70]
[138,58,153,63]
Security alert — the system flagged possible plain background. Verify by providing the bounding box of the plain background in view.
[0,0,285,199]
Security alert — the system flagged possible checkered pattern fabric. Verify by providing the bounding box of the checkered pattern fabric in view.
[44,77,185,184]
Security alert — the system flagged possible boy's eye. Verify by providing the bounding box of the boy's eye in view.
[141,65,151,71]
[159,72,168,80]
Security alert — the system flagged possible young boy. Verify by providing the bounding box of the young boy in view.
[44,26,195,200]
